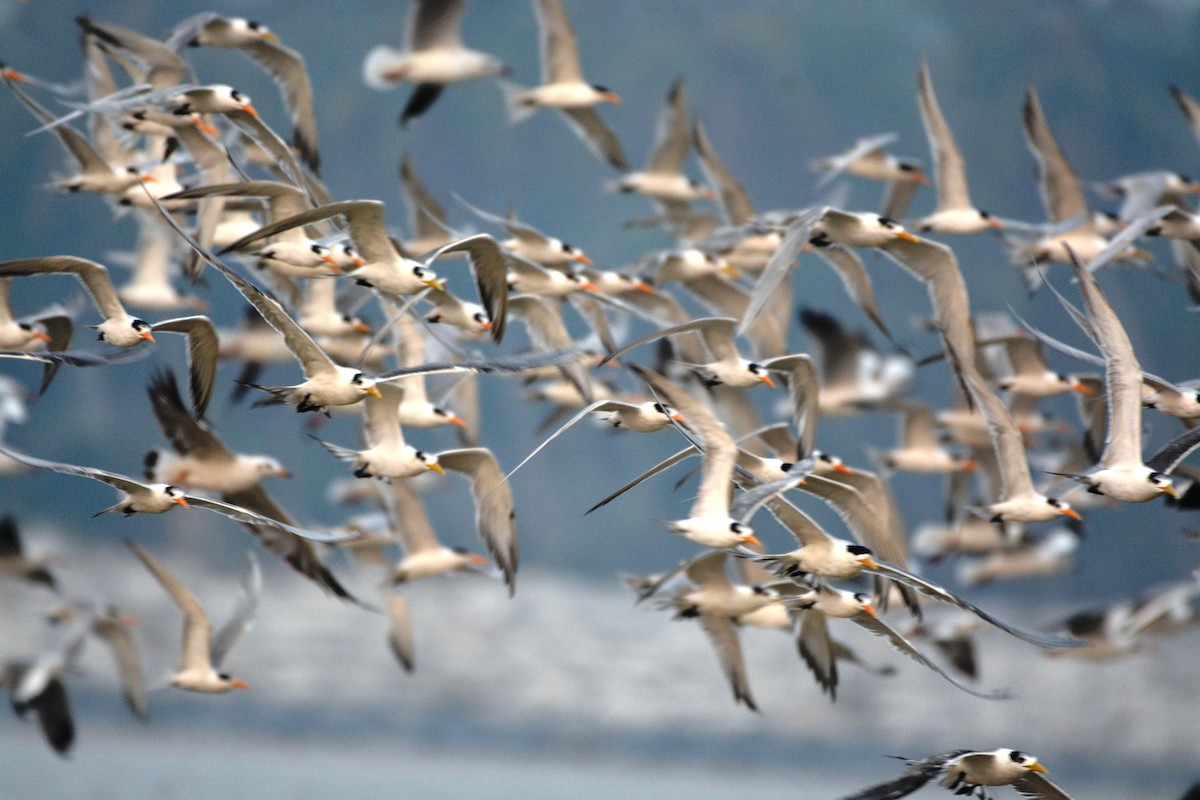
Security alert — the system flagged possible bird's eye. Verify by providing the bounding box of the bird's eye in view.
[311,244,323,254]
[899,162,916,173]
[248,20,263,30]
[752,585,768,595]
[433,408,448,418]
[18,322,32,332]
[854,592,870,603]
[350,373,364,385]
[979,210,992,219]
[1009,751,1025,763]
[847,544,872,556]
[730,522,745,534]
[562,242,575,253]
[231,89,244,101]
[1048,498,1063,508]
[133,319,150,331]
[879,217,897,229]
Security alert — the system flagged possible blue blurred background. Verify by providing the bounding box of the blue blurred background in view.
[1,2,1199,798]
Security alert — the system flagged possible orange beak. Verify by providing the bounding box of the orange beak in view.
[574,253,593,265]
[603,92,622,105]
[192,115,220,136]
[961,459,979,473]
[833,462,854,475]
[989,218,1005,229]
[276,468,292,478]
[758,374,776,389]
[352,321,372,334]
[671,413,686,423]
[1060,507,1082,521]
[912,173,931,186]
[895,230,920,243]
[741,533,762,547]
[2,66,24,82]
[172,496,190,509]
[240,103,258,117]
[32,330,52,343]
[1072,381,1094,395]
[447,415,467,428]
[862,602,878,619]
[480,321,494,331]
[321,253,339,266]
[468,554,490,567]
[140,330,156,343]
[632,280,655,294]
[230,680,250,690]
[580,281,602,293]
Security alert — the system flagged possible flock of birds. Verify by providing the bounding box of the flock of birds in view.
[1,2,1200,797]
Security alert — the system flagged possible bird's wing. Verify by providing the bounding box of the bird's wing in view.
[1012,773,1077,800]
[683,550,735,592]
[92,615,147,720]
[645,78,691,175]
[797,609,839,699]
[125,540,214,674]
[630,364,737,519]
[0,446,148,495]
[241,39,319,173]
[0,256,125,321]
[183,495,357,543]
[1023,87,1088,224]
[1146,425,1200,476]
[696,614,757,711]
[211,552,262,669]
[850,612,1009,699]
[869,559,1084,649]
[430,233,510,343]
[560,107,629,171]
[814,245,897,346]
[917,59,972,211]
[386,591,415,673]
[435,448,518,593]
[382,476,441,555]
[693,121,756,226]
[145,370,229,460]
[1064,250,1143,469]
[151,316,219,418]
[534,0,583,84]
[839,752,966,800]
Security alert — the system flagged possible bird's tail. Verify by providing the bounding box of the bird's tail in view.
[497,79,537,125]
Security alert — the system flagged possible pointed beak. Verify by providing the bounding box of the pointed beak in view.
[352,256,366,267]
[1072,381,1094,395]
[363,384,383,399]
[988,218,1005,229]
[321,253,339,266]
[1025,762,1048,775]
[1161,484,1179,498]
[240,103,259,117]
[862,603,878,619]
[671,413,686,423]
[718,263,741,279]
[632,280,656,294]
[741,533,762,547]
[422,278,446,291]
[468,554,490,567]
[426,462,446,476]
[480,320,494,330]
[276,468,292,479]
[173,496,190,509]
[140,330,156,343]
[2,67,24,82]
[32,330,52,343]
[758,374,776,389]
[603,92,622,105]
[833,462,854,475]
[352,321,372,334]
[895,230,921,243]
[447,415,468,428]
[574,253,593,265]
[962,459,979,473]
[1061,507,1083,521]
[579,281,602,293]
[1130,248,1154,261]
[912,173,930,186]
[861,556,880,571]
[261,32,280,42]
[192,115,220,136]
[231,680,250,690]
[140,174,160,183]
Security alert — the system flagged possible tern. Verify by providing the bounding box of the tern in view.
[125,541,257,694]
[601,317,777,390]
[0,445,346,543]
[362,0,508,126]
[792,584,1008,700]
[169,13,320,172]
[840,749,1071,800]
[0,257,155,348]
[911,58,1005,234]
[501,0,627,170]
